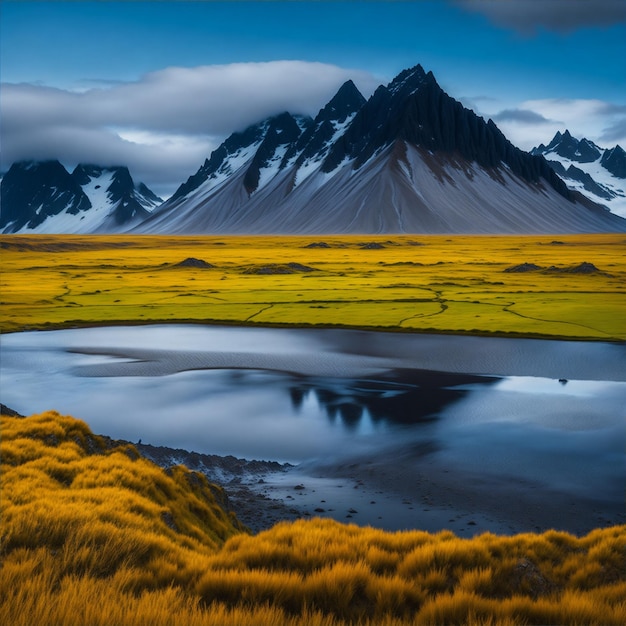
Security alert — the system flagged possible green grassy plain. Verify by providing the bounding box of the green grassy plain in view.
[1,233,625,339]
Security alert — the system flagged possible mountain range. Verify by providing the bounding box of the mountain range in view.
[531,131,626,218]
[0,162,162,234]
[2,64,625,234]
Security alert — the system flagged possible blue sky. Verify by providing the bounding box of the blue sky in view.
[2,0,625,196]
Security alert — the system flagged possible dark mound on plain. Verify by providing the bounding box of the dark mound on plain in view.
[175,257,215,268]
[565,262,603,274]
[545,262,608,275]
[504,263,543,273]
[303,242,331,248]
[243,262,318,275]
[386,261,425,266]
[360,242,386,249]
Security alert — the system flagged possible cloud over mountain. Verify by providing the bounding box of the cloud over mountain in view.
[0,61,381,197]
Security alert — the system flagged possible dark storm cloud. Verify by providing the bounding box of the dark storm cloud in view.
[0,61,381,196]
[488,98,626,151]
[492,109,556,124]
[455,0,626,33]
[599,118,626,146]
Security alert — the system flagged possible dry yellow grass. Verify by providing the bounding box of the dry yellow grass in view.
[2,410,625,626]
[1,233,625,339]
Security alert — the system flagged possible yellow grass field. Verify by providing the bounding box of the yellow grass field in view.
[1,233,625,339]
[2,410,625,626]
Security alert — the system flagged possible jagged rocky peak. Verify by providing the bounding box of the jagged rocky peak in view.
[72,163,128,190]
[387,63,429,96]
[534,130,602,163]
[263,112,305,143]
[601,145,626,179]
[322,63,462,171]
[170,113,312,201]
[283,81,366,172]
[0,160,92,233]
[105,166,136,200]
[73,163,161,209]
[320,80,366,123]
[136,182,163,207]
[243,112,308,194]
[72,163,106,185]
[320,63,568,199]
[531,132,626,214]
[327,64,431,158]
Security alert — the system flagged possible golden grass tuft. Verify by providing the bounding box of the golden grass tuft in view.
[1,410,625,625]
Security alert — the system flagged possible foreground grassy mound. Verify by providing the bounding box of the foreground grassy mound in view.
[1,233,625,339]
[1,411,625,625]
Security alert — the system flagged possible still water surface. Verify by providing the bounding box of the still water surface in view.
[1,325,624,503]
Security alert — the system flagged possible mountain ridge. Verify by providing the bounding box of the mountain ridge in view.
[137,64,625,234]
[0,161,162,234]
[3,64,626,234]
[532,131,626,218]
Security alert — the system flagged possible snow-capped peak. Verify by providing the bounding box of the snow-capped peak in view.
[532,131,626,217]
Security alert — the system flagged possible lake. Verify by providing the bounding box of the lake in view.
[2,324,624,534]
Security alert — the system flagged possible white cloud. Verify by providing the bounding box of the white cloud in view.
[1,61,381,196]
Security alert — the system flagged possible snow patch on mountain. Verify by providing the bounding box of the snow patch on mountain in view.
[194,142,264,203]
[257,144,290,190]
[293,114,358,188]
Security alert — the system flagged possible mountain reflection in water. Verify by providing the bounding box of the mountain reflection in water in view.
[287,370,498,428]
[1,325,623,473]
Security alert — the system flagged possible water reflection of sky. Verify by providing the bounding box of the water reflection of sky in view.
[1,327,624,483]
[496,376,617,398]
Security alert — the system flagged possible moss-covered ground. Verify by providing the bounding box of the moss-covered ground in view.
[1,233,624,340]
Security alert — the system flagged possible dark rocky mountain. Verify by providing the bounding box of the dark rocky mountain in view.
[534,130,602,164]
[284,79,366,172]
[0,161,162,233]
[136,182,163,206]
[532,131,626,218]
[168,114,314,204]
[242,112,307,194]
[321,66,567,193]
[164,81,366,209]
[600,145,626,179]
[137,65,625,234]
[0,160,92,233]
[4,66,626,234]
[546,161,613,201]
[72,164,161,229]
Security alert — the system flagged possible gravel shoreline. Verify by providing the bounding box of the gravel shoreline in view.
[135,439,626,537]
[4,403,623,536]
